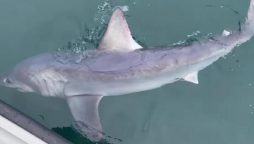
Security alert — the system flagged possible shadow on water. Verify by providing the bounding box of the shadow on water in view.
[52,126,122,144]
[52,127,95,144]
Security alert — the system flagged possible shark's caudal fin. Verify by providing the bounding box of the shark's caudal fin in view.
[98,8,142,51]
[245,0,254,31]
[241,0,254,38]
[67,96,104,142]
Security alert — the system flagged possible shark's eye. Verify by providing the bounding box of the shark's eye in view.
[3,78,12,84]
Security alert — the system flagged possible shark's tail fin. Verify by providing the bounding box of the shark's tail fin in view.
[235,0,254,44]
[244,0,254,34]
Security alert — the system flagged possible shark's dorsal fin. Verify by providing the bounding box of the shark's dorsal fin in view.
[183,71,199,84]
[98,8,142,52]
[67,95,104,142]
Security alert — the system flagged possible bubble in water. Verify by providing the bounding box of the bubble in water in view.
[249,104,254,115]
[187,31,201,38]
[57,0,115,55]
[95,0,113,24]
[170,30,203,47]
[56,0,138,61]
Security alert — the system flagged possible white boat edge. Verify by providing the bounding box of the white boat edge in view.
[0,100,70,144]
[0,115,47,144]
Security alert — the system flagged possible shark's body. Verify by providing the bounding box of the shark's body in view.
[1,0,254,142]
[13,34,247,98]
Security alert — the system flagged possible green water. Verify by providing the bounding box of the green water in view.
[1,0,254,144]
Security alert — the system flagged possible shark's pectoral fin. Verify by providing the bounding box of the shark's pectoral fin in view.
[98,8,142,52]
[183,71,199,84]
[67,95,104,142]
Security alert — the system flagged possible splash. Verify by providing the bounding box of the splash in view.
[168,30,221,48]
[55,0,118,65]
[95,0,113,25]
[55,0,135,65]
[170,31,203,47]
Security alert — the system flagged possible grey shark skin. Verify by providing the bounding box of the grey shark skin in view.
[1,0,254,142]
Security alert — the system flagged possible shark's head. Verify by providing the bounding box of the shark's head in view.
[0,66,35,93]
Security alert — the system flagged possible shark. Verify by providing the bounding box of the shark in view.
[1,0,254,142]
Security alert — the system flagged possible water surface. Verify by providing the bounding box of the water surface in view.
[0,0,254,144]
